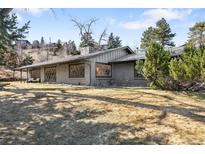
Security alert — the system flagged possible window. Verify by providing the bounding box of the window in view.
[69,63,85,78]
[30,68,40,79]
[134,63,144,79]
[96,63,112,78]
[45,66,56,82]
[44,66,56,82]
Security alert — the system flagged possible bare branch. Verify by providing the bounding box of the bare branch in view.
[98,28,107,46]
[87,18,98,33]
[71,19,84,37]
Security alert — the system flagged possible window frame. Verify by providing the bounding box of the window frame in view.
[69,63,85,78]
[95,62,112,78]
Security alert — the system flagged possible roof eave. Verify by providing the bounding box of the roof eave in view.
[15,46,134,70]
[15,59,90,70]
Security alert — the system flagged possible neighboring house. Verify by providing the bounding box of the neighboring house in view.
[15,45,184,86]
[16,40,32,49]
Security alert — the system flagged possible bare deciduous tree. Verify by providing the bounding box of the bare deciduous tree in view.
[71,18,108,50]
[71,18,98,47]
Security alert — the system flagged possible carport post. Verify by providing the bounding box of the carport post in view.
[20,69,22,82]
[26,68,29,82]
[13,69,15,80]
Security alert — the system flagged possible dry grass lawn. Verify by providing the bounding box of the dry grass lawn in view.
[0,82,205,144]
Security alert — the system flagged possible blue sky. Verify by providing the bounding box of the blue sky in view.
[12,8,205,49]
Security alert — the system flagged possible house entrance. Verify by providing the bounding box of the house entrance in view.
[44,66,56,82]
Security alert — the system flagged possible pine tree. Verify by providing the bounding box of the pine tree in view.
[169,42,205,90]
[20,55,34,66]
[0,9,30,67]
[189,21,205,49]
[57,39,62,49]
[169,58,186,89]
[40,36,45,48]
[140,27,157,49]
[114,36,122,48]
[107,33,115,49]
[155,18,175,47]
[107,33,122,49]
[67,40,80,55]
[140,18,175,49]
[139,42,171,89]
[168,22,205,90]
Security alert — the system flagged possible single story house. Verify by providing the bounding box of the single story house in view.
[16,46,148,86]
[15,45,184,86]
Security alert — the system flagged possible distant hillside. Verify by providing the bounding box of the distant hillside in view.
[0,46,73,81]
[16,47,69,64]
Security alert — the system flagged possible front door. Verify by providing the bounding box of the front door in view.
[44,66,56,82]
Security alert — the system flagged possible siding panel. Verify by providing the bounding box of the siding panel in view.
[112,62,147,86]
[89,48,130,86]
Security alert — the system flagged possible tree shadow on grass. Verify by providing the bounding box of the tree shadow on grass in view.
[132,90,205,112]
[56,89,205,124]
[0,104,146,144]
[0,87,148,145]
[119,134,169,145]
[1,86,205,144]
[186,90,205,101]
